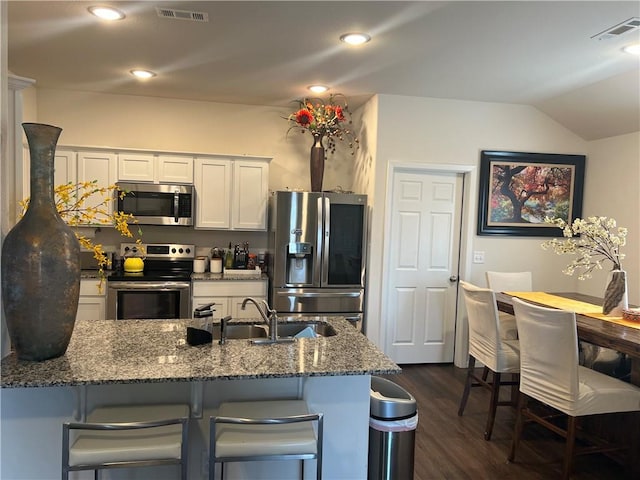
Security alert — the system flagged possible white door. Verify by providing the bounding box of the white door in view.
[384,168,463,363]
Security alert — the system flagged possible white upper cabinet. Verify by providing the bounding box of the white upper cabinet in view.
[118,153,193,184]
[77,151,117,224]
[157,155,194,184]
[117,153,155,182]
[194,156,270,231]
[194,157,233,229]
[232,159,270,230]
[54,149,77,187]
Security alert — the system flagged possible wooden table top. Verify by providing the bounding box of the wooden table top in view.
[495,291,640,360]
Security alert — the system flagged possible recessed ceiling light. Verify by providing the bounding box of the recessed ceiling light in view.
[308,85,329,93]
[88,6,125,21]
[340,33,371,46]
[623,43,640,55]
[130,69,156,79]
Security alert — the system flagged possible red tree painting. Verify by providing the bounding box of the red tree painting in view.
[489,163,574,224]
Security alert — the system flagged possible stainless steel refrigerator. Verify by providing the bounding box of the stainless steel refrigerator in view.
[267,191,367,330]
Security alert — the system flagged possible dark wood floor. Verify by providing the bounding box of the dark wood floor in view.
[382,364,634,480]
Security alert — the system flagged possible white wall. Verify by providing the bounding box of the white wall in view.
[365,93,591,349]
[25,88,357,194]
[582,131,640,304]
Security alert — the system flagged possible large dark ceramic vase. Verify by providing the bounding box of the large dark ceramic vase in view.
[1,123,80,361]
[309,133,325,192]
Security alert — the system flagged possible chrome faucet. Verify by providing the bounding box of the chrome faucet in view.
[241,297,278,342]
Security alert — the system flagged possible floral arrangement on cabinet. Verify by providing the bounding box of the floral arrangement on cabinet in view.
[541,216,628,315]
[286,93,359,155]
[21,181,142,284]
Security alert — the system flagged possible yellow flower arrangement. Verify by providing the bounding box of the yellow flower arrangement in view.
[20,181,142,285]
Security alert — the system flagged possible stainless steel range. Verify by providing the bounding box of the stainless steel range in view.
[106,243,194,320]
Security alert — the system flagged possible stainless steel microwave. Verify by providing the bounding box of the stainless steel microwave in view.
[116,182,194,226]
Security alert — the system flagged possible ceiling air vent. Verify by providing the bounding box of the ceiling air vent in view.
[156,7,209,22]
[592,17,640,40]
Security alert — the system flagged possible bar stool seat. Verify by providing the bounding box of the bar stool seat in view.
[210,399,323,480]
[62,403,189,480]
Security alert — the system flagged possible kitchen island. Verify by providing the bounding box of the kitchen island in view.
[1,316,400,479]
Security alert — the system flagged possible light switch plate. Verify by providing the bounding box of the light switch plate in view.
[473,251,485,264]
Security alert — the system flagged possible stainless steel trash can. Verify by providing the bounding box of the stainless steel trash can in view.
[368,376,418,480]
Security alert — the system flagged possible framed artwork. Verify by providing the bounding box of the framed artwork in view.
[477,150,585,236]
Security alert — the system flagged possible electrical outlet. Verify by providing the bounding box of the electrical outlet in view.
[473,251,485,264]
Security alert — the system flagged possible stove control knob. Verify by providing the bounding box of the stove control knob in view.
[171,248,176,254]
[178,248,184,254]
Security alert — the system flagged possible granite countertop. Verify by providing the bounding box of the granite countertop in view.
[82,271,268,281]
[191,272,268,281]
[0,317,400,388]
[80,269,112,279]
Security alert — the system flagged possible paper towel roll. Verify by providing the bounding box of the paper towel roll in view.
[193,257,207,273]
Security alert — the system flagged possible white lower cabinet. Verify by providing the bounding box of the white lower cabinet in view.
[192,280,267,319]
[77,279,106,321]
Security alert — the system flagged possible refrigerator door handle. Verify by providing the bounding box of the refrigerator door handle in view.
[321,196,330,285]
[314,195,323,286]
[277,291,361,298]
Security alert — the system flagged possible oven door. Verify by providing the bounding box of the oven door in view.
[107,281,191,320]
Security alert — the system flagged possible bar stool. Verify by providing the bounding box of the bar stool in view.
[458,281,520,440]
[62,403,189,480]
[209,399,323,480]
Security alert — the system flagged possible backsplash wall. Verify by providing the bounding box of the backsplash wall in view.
[85,225,268,265]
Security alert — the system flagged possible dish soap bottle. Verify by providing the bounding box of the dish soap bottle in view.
[224,242,234,270]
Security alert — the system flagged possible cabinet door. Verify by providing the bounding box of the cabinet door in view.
[78,280,106,320]
[230,296,267,319]
[54,149,77,187]
[157,155,193,184]
[232,160,269,230]
[194,158,232,229]
[193,297,230,319]
[77,151,117,223]
[118,153,155,182]
[77,296,106,321]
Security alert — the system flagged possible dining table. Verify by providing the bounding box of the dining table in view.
[494,291,640,472]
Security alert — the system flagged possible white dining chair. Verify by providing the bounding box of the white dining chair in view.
[458,281,520,440]
[485,271,533,340]
[485,271,533,292]
[62,403,189,480]
[209,399,323,480]
[509,298,640,479]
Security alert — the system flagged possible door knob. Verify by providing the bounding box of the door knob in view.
[449,275,458,283]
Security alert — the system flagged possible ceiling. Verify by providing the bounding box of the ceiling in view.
[7,1,640,140]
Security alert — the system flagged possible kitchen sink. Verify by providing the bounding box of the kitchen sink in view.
[211,324,268,340]
[276,321,337,338]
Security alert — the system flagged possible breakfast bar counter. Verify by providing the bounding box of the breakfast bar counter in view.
[1,317,399,479]
[1,316,399,388]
